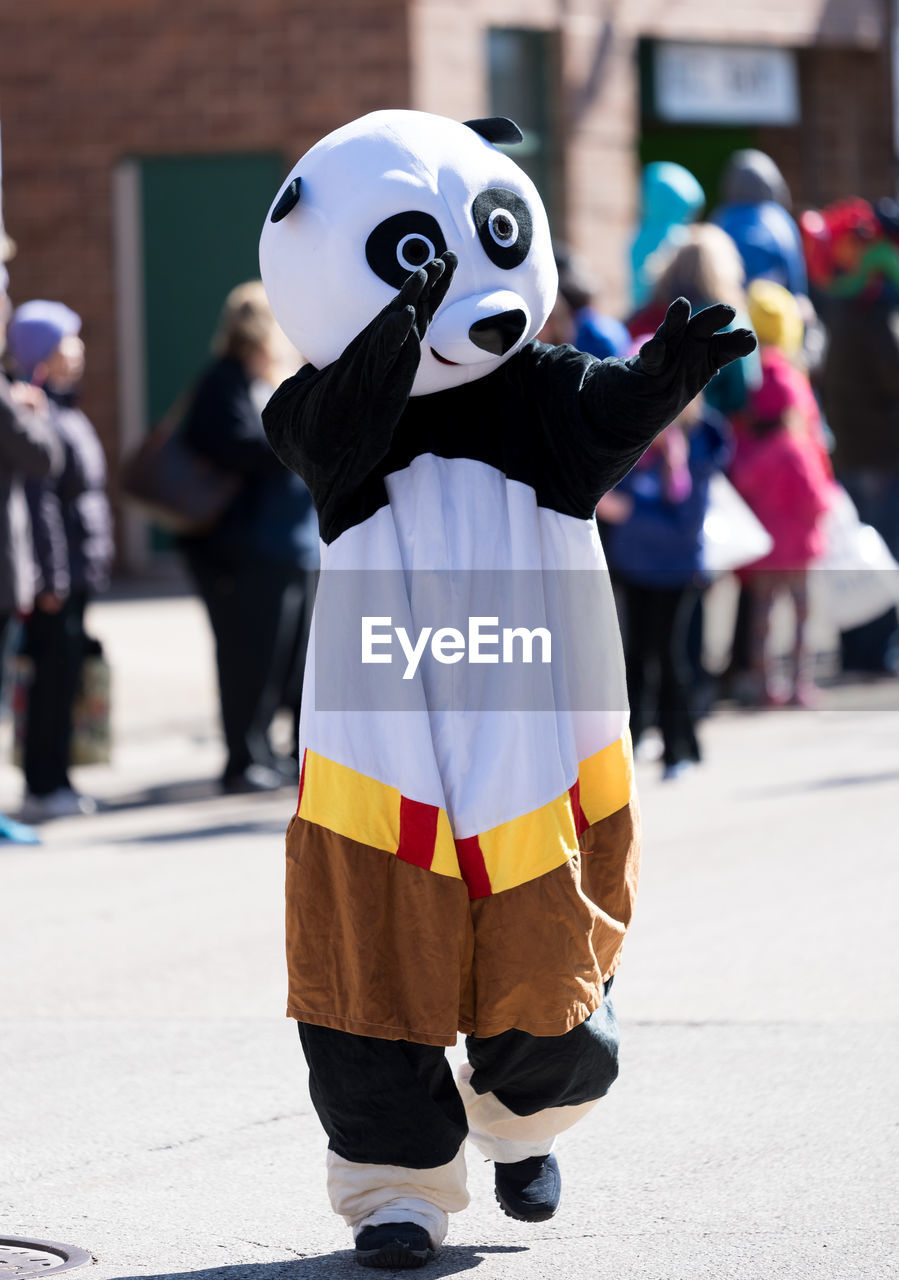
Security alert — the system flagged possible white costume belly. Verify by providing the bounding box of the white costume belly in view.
[300,454,628,838]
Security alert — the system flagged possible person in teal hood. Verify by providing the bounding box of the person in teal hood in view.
[628,223,761,418]
[631,161,705,308]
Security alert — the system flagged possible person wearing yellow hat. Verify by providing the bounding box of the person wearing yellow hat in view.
[747,279,803,356]
[746,279,832,474]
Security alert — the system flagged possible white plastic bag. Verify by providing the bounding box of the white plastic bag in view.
[701,472,774,574]
[813,485,899,630]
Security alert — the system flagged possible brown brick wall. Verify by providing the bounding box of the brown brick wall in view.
[559,15,640,316]
[0,0,411,479]
[412,1,641,315]
[792,44,896,207]
[624,0,884,47]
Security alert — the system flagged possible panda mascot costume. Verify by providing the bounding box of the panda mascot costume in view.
[259,110,754,1269]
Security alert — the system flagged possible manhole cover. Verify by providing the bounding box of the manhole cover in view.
[0,1240,92,1278]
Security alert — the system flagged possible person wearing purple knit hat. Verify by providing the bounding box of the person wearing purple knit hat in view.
[7,299,82,379]
[0,279,63,840]
[6,299,114,821]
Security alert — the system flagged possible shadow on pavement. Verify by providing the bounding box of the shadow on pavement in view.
[93,779,221,811]
[95,777,296,814]
[108,1244,529,1280]
[740,767,899,800]
[109,820,288,846]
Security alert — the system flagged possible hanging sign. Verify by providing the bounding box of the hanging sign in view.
[655,41,800,125]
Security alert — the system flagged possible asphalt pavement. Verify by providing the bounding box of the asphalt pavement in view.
[1,581,897,1280]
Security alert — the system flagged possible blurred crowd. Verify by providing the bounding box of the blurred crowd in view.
[3,144,899,837]
[1,236,318,843]
[543,149,899,779]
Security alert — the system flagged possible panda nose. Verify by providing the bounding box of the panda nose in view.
[468,309,528,356]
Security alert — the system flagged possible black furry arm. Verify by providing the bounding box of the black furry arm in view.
[531,299,757,515]
[262,255,456,513]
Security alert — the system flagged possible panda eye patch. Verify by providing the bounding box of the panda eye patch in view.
[472,188,532,269]
[366,212,448,289]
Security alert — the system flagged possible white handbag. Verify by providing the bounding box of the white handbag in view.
[701,471,774,575]
[812,485,899,630]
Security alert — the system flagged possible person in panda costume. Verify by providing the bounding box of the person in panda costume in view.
[259,110,755,1269]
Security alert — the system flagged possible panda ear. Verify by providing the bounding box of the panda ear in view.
[270,177,302,223]
[463,117,523,146]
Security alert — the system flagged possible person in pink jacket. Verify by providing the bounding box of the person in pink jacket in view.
[746,279,832,475]
[729,357,833,706]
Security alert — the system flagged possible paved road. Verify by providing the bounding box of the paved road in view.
[1,587,897,1279]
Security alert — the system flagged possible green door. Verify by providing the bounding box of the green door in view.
[638,125,756,215]
[140,152,284,425]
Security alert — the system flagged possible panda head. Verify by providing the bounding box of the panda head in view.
[259,110,558,396]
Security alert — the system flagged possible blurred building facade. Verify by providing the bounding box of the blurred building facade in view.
[0,0,892,569]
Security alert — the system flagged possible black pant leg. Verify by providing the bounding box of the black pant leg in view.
[656,585,701,766]
[184,552,300,778]
[465,986,620,1117]
[298,1023,467,1170]
[728,584,753,677]
[0,614,11,701]
[242,565,307,770]
[22,592,86,795]
[621,582,657,747]
[839,606,899,673]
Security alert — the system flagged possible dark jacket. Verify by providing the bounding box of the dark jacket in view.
[181,356,318,571]
[25,391,114,598]
[0,377,62,613]
[711,149,808,296]
[818,293,899,472]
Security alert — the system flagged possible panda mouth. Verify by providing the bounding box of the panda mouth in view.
[430,348,460,366]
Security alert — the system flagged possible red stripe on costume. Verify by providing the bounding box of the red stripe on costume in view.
[397,796,438,870]
[455,835,492,900]
[296,749,307,815]
[569,779,589,838]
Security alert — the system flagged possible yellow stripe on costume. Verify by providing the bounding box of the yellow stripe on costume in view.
[295,734,633,894]
[299,749,400,853]
[431,809,460,879]
[297,749,462,880]
[475,733,634,895]
[477,792,578,895]
[577,734,633,827]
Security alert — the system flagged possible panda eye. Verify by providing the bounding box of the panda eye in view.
[366,211,448,289]
[397,233,436,272]
[488,210,518,248]
[472,187,532,269]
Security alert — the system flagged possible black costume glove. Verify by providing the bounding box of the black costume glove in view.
[576,297,757,501]
[635,297,756,392]
[337,251,458,401]
[263,252,457,499]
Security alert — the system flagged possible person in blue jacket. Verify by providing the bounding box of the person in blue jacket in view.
[598,397,731,779]
[711,150,808,297]
[554,244,631,359]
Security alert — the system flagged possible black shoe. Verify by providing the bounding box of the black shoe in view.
[494,1153,561,1222]
[221,764,287,794]
[271,753,300,781]
[355,1222,432,1269]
